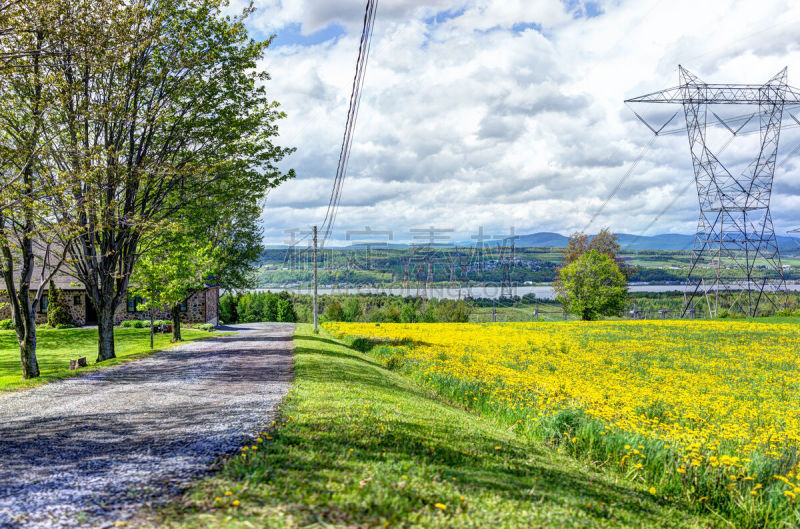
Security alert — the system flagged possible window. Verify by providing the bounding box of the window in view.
[40,295,48,314]
[179,299,187,313]
[127,296,143,312]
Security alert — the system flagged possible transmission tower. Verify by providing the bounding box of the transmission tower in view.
[626,66,800,317]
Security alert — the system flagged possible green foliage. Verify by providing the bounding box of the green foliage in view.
[222,292,473,324]
[276,297,297,323]
[47,281,73,327]
[342,298,362,322]
[54,323,75,329]
[0,319,12,330]
[195,323,215,332]
[324,300,345,322]
[219,293,238,324]
[556,250,628,321]
[400,303,418,323]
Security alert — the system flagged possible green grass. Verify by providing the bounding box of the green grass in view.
[151,324,720,529]
[0,327,220,392]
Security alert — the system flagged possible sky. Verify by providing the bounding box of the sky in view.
[225,0,800,246]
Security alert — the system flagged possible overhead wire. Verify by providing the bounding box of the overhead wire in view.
[319,0,379,247]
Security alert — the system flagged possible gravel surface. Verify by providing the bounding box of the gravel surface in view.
[0,322,295,529]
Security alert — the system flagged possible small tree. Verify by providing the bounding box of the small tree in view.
[343,298,362,322]
[555,250,627,321]
[276,296,297,323]
[46,280,72,327]
[324,300,344,321]
[130,227,215,345]
[218,293,238,324]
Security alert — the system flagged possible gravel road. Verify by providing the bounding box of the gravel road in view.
[0,322,295,529]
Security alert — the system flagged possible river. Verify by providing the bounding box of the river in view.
[253,283,800,300]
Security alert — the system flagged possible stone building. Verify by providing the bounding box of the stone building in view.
[0,273,219,327]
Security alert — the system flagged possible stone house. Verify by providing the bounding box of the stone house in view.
[0,272,219,326]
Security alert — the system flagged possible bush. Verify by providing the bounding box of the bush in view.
[196,323,215,331]
[0,318,12,330]
[219,293,238,324]
[276,297,297,323]
[119,320,133,328]
[324,300,345,321]
[343,298,362,322]
[400,303,418,323]
[47,281,73,327]
[55,323,76,329]
[132,320,146,328]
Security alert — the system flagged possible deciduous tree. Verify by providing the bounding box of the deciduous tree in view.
[45,0,294,362]
[555,249,627,321]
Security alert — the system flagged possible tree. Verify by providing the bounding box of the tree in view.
[130,226,214,344]
[555,250,627,321]
[562,228,620,268]
[324,300,344,322]
[343,298,362,322]
[47,279,72,327]
[218,292,238,324]
[0,0,73,378]
[45,0,294,362]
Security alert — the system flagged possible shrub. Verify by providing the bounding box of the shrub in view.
[219,293,238,324]
[196,323,215,331]
[47,280,73,327]
[400,303,418,323]
[55,323,76,329]
[0,318,12,330]
[276,297,297,323]
[343,298,362,322]
[132,320,146,328]
[119,320,133,328]
[324,300,345,321]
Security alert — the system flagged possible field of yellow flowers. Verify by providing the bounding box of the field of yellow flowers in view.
[325,320,800,527]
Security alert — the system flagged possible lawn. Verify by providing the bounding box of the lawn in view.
[0,327,219,392]
[151,323,718,529]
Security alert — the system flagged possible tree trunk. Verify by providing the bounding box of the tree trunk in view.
[149,308,154,350]
[172,305,182,341]
[19,317,39,379]
[97,307,116,362]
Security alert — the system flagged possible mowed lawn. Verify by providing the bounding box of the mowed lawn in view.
[151,324,719,529]
[0,327,218,392]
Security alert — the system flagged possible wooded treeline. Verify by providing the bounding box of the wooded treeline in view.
[0,0,293,378]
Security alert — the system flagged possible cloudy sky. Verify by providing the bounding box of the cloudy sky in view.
[228,0,800,245]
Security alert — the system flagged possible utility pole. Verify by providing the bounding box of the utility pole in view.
[492,300,497,322]
[313,226,319,334]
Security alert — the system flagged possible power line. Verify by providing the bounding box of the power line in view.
[320,0,379,246]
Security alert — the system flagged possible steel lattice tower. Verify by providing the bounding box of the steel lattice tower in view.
[626,66,800,317]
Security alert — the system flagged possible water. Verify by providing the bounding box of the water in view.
[252,284,800,300]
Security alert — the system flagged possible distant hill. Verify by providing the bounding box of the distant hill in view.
[514,232,800,252]
[265,232,800,252]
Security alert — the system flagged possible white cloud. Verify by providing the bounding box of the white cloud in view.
[253,0,800,243]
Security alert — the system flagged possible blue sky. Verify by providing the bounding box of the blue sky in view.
[230,0,800,245]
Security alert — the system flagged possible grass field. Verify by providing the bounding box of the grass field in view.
[152,324,718,529]
[326,320,800,528]
[0,327,218,392]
